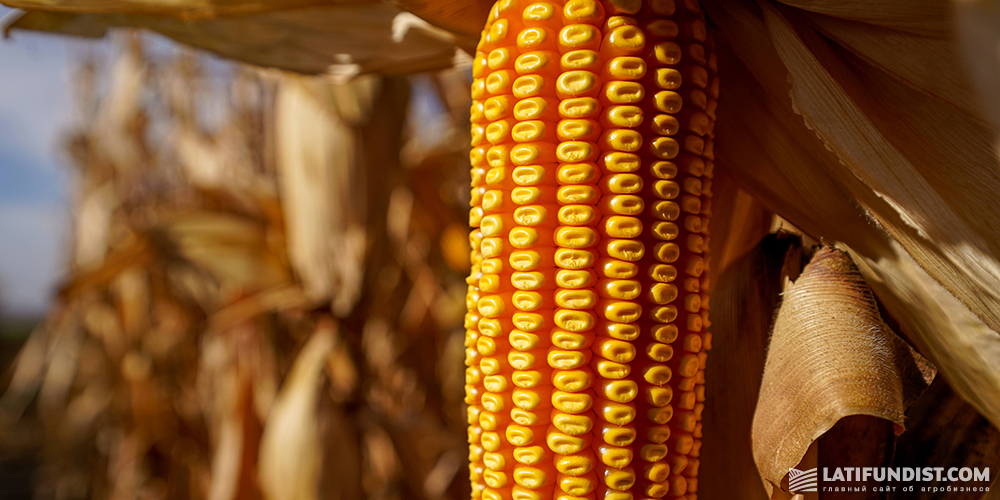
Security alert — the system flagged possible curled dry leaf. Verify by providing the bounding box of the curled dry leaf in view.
[752,247,933,496]
[258,320,335,500]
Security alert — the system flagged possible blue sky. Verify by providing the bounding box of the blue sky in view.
[0,5,73,315]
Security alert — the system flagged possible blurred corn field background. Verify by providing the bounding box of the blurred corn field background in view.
[0,34,480,500]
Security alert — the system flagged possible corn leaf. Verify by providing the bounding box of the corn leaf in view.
[3,4,463,76]
[0,0,336,19]
[774,0,948,35]
[953,0,1000,132]
[758,0,1000,339]
[393,0,491,43]
[704,0,1000,429]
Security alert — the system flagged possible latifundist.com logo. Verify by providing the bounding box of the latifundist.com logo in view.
[788,467,992,494]
[789,468,818,492]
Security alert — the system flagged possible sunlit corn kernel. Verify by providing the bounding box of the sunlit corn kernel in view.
[518,26,558,51]
[556,70,600,98]
[523,2,556,23]
[560,24,601,50]
[603,81,645,103]
[602,105,644,128]
[604,25,646,54]
[605,239,645,261]
[602,151,641,172]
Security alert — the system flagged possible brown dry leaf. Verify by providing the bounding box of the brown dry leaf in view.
[705,0,1000,428]
[795,10,981,119]
[774,0,949,35]
[760,1,1000,335]
[705,167,774,278]
[164,211,292,293]
[258,320,336,500]
[752,247,932,497]
[953,0,1000,132]
[3,4,464,76]
[705,2,883,254]
[0,0,334,18]
[393,0,490,43]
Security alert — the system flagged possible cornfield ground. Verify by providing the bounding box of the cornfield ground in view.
[2,2,1000,499]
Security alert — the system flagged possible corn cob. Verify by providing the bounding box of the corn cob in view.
[467,1,715,498]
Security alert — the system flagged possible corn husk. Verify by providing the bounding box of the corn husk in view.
[752,247,934,496]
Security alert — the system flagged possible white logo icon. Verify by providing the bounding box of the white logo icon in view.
[789,467,818,492]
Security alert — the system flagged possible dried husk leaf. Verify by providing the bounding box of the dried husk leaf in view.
[258,320,335,500]
[393,0,491,41]
[3,4,463,76]
[705,0,1000,428]
[797,10,981,119]
[705,1,885,255]
[953,0,1000,132]
[702,233,805,500]
[0,0,335,19]
[752,247,925,496]
[706,167,774,278]
[758,0,1000,346]
[774,0,949,36]
[275,75,359,303]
